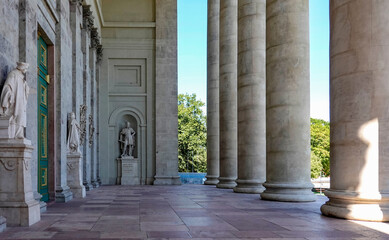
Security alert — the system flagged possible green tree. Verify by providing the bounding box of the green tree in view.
[310,151,323,178]
[310,118,330,177]
[178,93,207,172]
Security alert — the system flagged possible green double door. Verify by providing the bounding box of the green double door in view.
[37,35,49,202]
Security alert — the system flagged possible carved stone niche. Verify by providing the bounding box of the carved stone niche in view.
[116,115,140,185]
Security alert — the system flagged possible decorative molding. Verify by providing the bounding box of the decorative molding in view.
[89,114,95,148]
[0,159,17,171]
[82,5,94,31]
[93,0,155,29]
[96,44,103,63]
[91,28,100,49]
[69,0,83,6]
[80,105,87,145]
[104,22,156,28]
[23,159,29,171]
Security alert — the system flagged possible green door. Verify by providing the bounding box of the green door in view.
[37,35,49,202]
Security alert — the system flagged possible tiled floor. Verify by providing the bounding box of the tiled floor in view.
[0,185,388,239]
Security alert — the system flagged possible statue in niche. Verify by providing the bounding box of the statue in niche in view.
[0,62,30,139]
[67,112,81,154]
[118,121,136,158]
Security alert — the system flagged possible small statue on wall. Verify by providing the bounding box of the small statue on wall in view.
[0,62,30,139]
[118,121,136,157]
[67,112,81,154]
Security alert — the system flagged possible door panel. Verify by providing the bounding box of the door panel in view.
[37,35,49,202]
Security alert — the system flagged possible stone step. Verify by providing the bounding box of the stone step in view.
[0,216,6,232]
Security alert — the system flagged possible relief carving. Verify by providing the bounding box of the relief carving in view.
[79,105,87,145]
[88,114,95,148]
[82,5,94,31]
[97,45,103,63]
[0,159,17,171]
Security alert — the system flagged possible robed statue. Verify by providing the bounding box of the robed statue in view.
[119,121,136,157]
[0,62,30,139]
[67,112,81,154]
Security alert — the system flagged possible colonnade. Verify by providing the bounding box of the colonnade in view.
[206,0,389,221]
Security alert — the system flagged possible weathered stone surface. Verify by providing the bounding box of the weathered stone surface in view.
[205,0,220,186]
[54,0,73,203]
[67,153,86,198]
[117,157,140,185]
[321,0,389,221]
[234,0,266,194]
[0,139,40,226]
[260,0,315,202]
[154,0,181,185]
[217,0,238,189]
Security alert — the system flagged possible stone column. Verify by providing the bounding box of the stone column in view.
[81,5,93,191]
[217,0,238,189]
[54,0,73,203]
[205,0,220,185]
[321,0,389,221]
[90,28,99,188]
[234,0,266,194]
[260,0,314,202]
[154,0,181,185]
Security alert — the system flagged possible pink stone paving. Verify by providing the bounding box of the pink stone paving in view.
[0,185,388,239]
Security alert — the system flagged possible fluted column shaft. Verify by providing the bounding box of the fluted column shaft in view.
[234,0,266,194]
[217,0,238,189]
[260,0,315,202]
[321,0,389,221]
[205,0,220,185]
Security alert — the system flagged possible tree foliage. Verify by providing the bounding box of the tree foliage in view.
[178,93,207,172]
[310,118,330,177]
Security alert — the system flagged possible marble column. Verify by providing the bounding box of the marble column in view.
[217,0,238,189]
[321,0,389,221]
[234,0,266,194]
[205,0,220,186]
[260,0,314,202]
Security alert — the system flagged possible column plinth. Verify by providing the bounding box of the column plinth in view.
[321,0,389,221]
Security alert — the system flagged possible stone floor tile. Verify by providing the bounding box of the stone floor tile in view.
[52,230,100,239]
[147,231,191,238]
[100,230,147,239]
[189,230,237,238]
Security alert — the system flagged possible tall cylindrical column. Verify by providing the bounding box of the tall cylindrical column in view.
[205,0,220,185]
[260,0,315,202]
[234,0,266,194]
[321,0,389,221]
[217,0,238,189]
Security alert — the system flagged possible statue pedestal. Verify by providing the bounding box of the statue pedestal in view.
[67,153,86,198]
[0,138,40,226]
[0,216,6,232]
[116,157,140,185]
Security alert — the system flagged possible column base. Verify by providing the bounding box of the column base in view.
[321,190,389,221]
[234,179,265,194]
[55,187,73,203]
[204,175,219,185]
[216,177,237,189]
[33,192,46,213]
[154,175,181,185]
[84,182,94,191]
[260,182,315,202]
[91,180,100,188]
[0,216,5,232]
[0,200,40,226]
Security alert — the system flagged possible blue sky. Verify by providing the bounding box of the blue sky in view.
[178,0,330,121]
